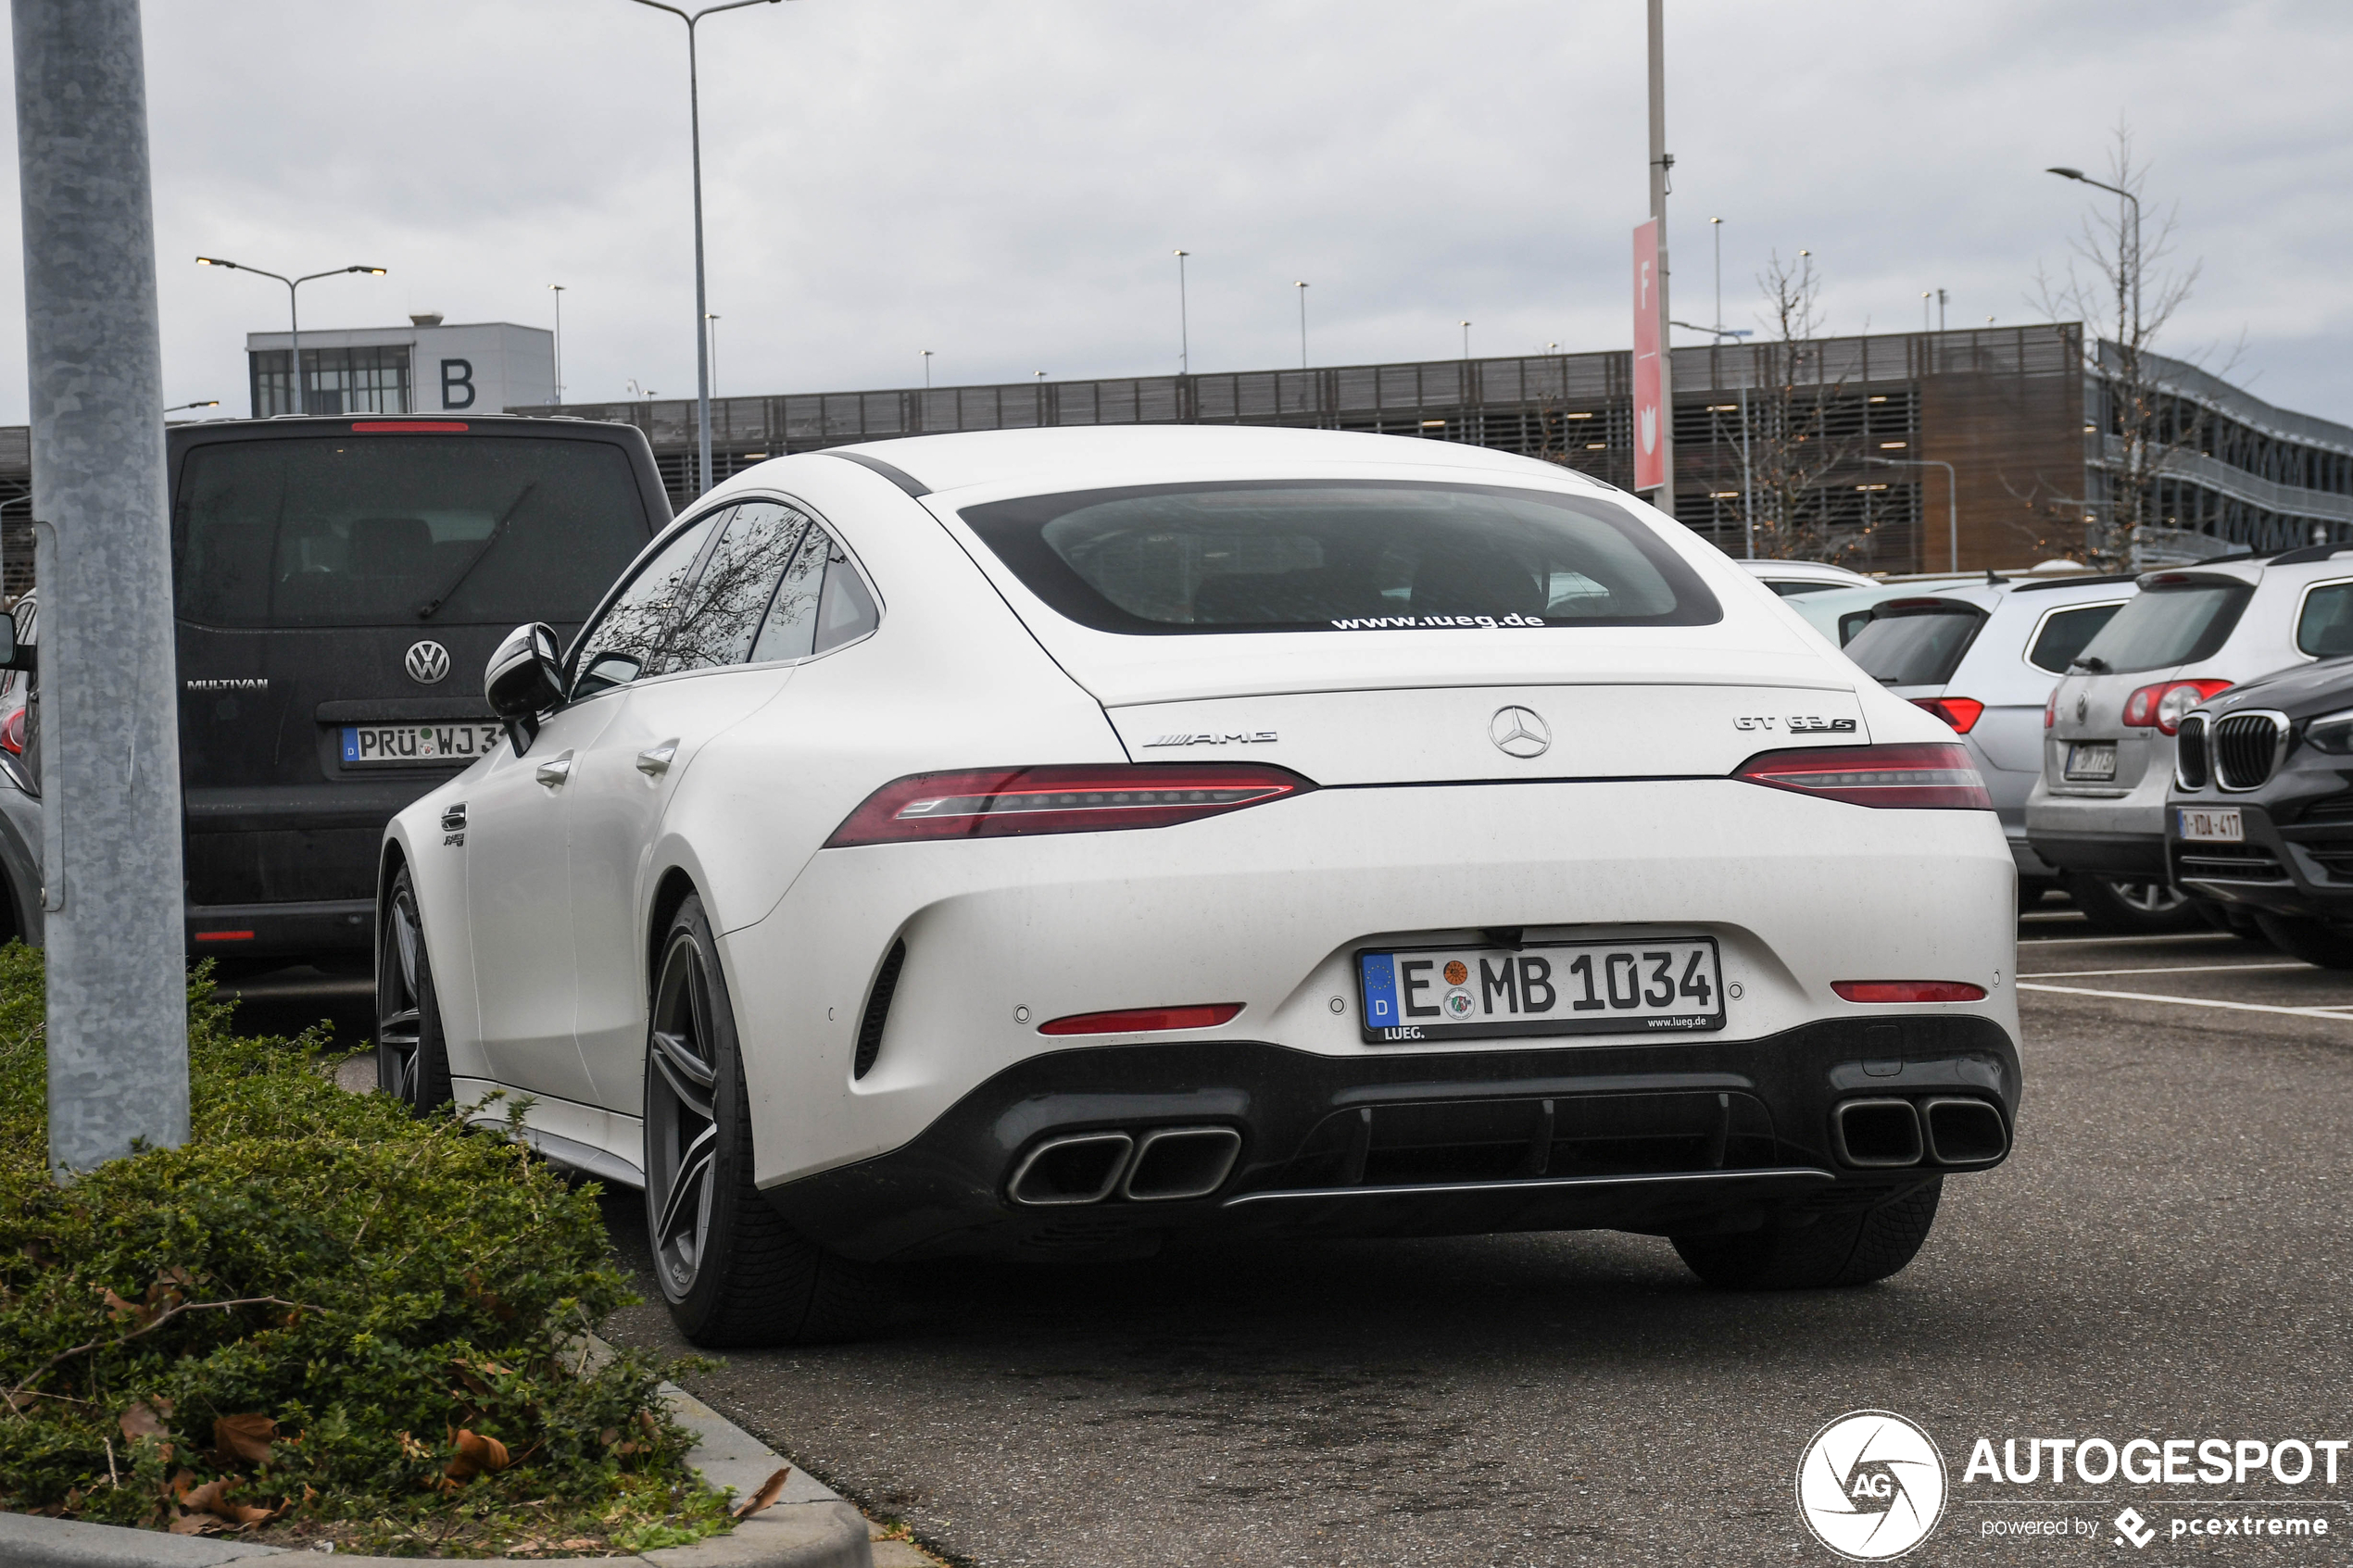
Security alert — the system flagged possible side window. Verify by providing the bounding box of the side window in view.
[2298,582,2353,659]
[748,523,828,664]
[567,510,726,698]
[661,501,812,673]
[812,543,880,655]
[2027,602,2124,673]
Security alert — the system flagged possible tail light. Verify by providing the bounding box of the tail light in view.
[0,708,23,755]
[2045,689,2057,730]
[826,763,1313,847]
[1910,696,1984,734]
[1734,743,1992,809]
[1039,1003,1242,1035]
[1832,981,1988,1003]
[2122,678,2232,735]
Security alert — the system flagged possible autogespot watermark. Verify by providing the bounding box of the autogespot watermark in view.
[1797,1413,2347,1558]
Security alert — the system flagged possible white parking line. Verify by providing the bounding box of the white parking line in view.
[2020,961,2311,979]
[2016,981,2353,1019]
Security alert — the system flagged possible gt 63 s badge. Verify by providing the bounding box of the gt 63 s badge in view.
[1735,715,1857,733]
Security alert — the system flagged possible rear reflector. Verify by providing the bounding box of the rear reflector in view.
[193,930,255,943]
[1038,1003,1242,1035]
[825,764,1312,847]
[1909,696,1984,734]
[1832,981,1988,1003]
[1734,743,1992,809]
[350,420,468,433]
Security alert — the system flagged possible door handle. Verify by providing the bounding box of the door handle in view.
[535,751,574,788]
[635,741,680,777]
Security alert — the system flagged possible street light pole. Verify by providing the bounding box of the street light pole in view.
[629,0,786,498]
[705,312,719,400]
[1295,281,1308,370]
[547,283,565,405]
[1173,250,1189,374]
[1460,320,1472,360]
[1866,454,1960,572]
[921,349,932,391]
[195,257,385,415]
[2048,165,2143,541]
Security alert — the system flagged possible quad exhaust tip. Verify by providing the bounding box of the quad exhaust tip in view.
[1831,1096,2009,1169]
[1121,1126,1243,1201]
[1007,1132,1133,1206]
[1922,1096,2009,1167]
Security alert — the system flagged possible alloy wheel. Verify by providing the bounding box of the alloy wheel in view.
[376,885,424,1103]
[2109,879,2189,916]
[645,928,723,1302]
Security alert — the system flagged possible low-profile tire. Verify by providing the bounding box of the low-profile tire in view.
[643,892,886,1348]
[1672,1180,1942,1289]
[2062,872,2202,935]
[377,864,454,1113]
[2251,911,2353,970]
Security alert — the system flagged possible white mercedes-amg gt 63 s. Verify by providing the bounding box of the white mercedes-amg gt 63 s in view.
[377,426,2020,1347]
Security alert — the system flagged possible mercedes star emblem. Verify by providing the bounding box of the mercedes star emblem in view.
[1489,705,1552,759]
[405,639,452,686]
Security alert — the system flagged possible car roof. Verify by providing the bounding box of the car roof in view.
[827,425,1611,496]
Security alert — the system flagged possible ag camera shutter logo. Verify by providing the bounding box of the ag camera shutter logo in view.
[1796,1411,1947,1560]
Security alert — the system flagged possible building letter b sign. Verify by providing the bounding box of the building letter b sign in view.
[440,358,476,409]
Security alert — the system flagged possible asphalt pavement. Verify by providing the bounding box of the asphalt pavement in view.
[233,922,2353,1565]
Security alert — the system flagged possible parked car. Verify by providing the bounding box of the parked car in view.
[1838,572,2136,906]
[2168,655,2353,964]
[1737,558,1879,597]
[2028,546,2353,932]
[171,414,669,960]
[381,424,2020,1347]
[1777,577,1993,647]
[0,593,40,946]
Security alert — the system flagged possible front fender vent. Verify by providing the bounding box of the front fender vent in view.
[852,938,907,1081]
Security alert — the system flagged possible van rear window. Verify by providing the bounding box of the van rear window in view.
[173,435,652,628]
[957,480,1719,634]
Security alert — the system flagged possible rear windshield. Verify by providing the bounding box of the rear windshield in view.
[173,434,653,628]
[1843,604,1985,686]
[958,480,1719,634]
[2074,582,2249,674]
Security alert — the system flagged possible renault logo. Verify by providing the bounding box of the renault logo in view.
[405,640,451,685]
[1489,705,1551,759]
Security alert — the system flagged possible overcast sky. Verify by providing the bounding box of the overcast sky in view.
[4,0,2350,426]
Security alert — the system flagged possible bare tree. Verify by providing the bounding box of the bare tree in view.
[1742,251,1874,562]
[2032,119,2227,568]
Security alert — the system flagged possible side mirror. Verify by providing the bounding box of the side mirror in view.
[484,622,562,753]
[0,615,31,673]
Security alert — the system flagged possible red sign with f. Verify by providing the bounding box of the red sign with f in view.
[1631,220,1664,494]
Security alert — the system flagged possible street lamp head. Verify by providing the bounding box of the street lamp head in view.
[195,256,235,269]
[1710,216,1722,226]
[548,282,565,292]
[2046,166,2086,182]
[349,266,386,275]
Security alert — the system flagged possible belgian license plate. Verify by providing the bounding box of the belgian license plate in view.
[340,722,503,766]
[2178,807,2244,843]
[2064,742,2118,782]
[1357,937,1725,1043]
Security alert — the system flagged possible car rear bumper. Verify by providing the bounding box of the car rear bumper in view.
[186,898,373,958]
[760,1017,2017,1262]
[2024,829,2168,878]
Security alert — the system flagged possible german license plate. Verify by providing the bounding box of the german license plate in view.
[340,722,503,766]
[2064,742,2117,782]
[1357,937,1725,1043]
[2177,807,2243,843]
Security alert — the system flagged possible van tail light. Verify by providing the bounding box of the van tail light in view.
[2122,678,2233,735]
[825,764,1314,847]
[1910,696,1984,734]
[1832,981,1988,1003]
[0,708,23,755]
[2045,689,2057,730]
[1038,1003,1243,1035]
[1734,743,1992,809]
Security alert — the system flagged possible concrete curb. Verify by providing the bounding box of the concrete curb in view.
[0,1338,872,1568]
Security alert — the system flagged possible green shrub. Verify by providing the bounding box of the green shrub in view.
[0,946,731,1555]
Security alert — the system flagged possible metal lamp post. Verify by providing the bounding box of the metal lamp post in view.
[1174,250,1190,374]
[194,257,385,415]
[1294,281,1308,370]
[547,283,565,405]
[1865,454,1960,572]
[628,0,786,498]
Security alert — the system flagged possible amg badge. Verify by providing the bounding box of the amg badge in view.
[1143,731,1278,747]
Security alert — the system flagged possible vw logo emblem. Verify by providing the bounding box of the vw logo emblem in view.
[2074,694,2088,722]
[405,639,451,686]
[1488,705,1551,759]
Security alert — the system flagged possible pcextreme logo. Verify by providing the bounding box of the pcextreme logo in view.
[1796,1411,1948,1561]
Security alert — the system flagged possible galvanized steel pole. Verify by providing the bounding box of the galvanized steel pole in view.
[13,0,190,1174]
[1645,0,1676,519]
